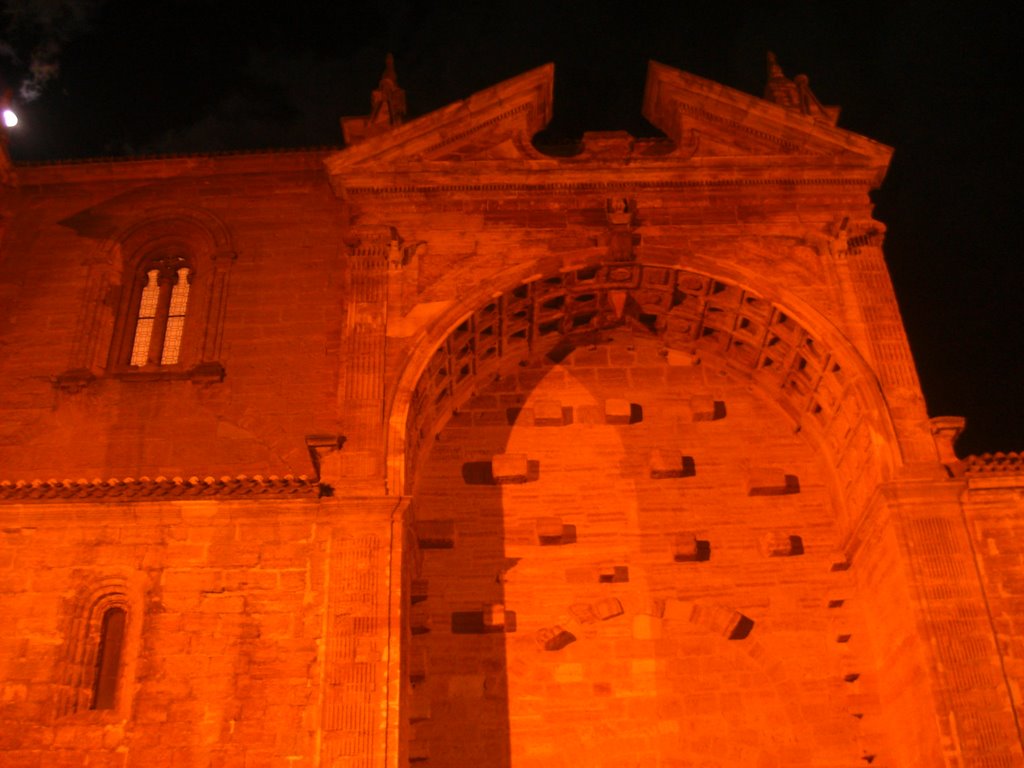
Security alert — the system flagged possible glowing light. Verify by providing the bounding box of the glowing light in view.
[2,109,17,128]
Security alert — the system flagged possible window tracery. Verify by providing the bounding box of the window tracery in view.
[54,208,235,389]
[124,255,193,368]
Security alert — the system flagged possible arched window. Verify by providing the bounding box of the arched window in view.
[55,208,235,390]
[126,255,193,368]
[91,606,127,710]
[58,582,139,718]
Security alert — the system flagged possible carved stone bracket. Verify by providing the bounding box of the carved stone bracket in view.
[930,416,966,468]
[54,368,98,394]
[388,238,426,270]
[306,434,347,482]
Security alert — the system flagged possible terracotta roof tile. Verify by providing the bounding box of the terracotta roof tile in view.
[964,452,1024,474]
[0,474,323,502]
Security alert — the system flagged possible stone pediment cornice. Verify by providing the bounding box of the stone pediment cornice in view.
[326,61,893,197]
[0,474,323,503]
[643,61,892,177]
[334,161,886,198]
[325,63,554,175]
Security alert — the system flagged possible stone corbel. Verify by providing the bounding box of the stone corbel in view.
[929,416,966,474]
[388,238,426,270]
[54,367,98,394]
[188,361,226,384]
[306,434,347,484]
[802,217,850,260]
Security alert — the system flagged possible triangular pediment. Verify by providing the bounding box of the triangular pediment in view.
[642,61,892,167]
[327,60,893,196]
[325,64,554,172]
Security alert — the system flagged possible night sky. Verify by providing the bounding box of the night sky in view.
[2,1,1021,457]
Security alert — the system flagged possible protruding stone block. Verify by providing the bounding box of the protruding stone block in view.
[598,565,629,583]
[691,603,755,639]
[533,399,566,426]
[593,597,623,620]
[570,603,598,623]
[673,532,698,560]
[673,532,711,562]
[746,468,800,496]
[451,605,516,634]
[604,398,632,424]
[760,532,804,557]
[408,691,431,723]
[536,516,563,539]
[726,613,755,640]
[410,603,431,635]
[646,598,667,618]
[690,396,725,421]
[535,516,576,545]
[408,648,427,685]
[482,603,506,628]
[537,626,576,651]
[491,453,529,484]
[409,737,430,763]
[416,519,455,549]
[649,450,696,479]
[410,579,429,604]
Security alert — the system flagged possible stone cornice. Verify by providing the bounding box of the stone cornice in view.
[326,63,553,171]
[0,474,323,502]
[643,61,893,170]
[339,172,882,198]
[14,149,332,186]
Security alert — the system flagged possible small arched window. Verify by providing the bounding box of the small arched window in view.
[91,606,127,710]
[125,254,193,368]
[58,582,139,718]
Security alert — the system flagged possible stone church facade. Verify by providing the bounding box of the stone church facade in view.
[0,58,1022,767]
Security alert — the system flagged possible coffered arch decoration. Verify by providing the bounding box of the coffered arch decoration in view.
[387,259,901,539]
[55,207,236,390]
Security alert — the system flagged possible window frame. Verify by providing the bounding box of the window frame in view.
[55,208,235,391]
[111,246,198,373]
[58,582,141,721]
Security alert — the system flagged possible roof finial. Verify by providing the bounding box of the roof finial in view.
[763,52,840,125]
[764,51,800,109]
[340,53,408,145]
[370,53,406,128]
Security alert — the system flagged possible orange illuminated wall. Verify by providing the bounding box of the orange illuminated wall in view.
[0,56,1021,767]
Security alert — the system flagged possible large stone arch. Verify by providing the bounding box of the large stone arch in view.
[386,257,900,539]
[396,258,902,765]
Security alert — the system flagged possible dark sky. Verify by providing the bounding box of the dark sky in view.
[2,1,1021,456]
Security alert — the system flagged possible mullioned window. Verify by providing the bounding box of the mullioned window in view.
[55,208,235,391]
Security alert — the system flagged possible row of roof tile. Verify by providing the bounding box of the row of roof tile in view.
[0,474,322,501]
[964,452,1024,473]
